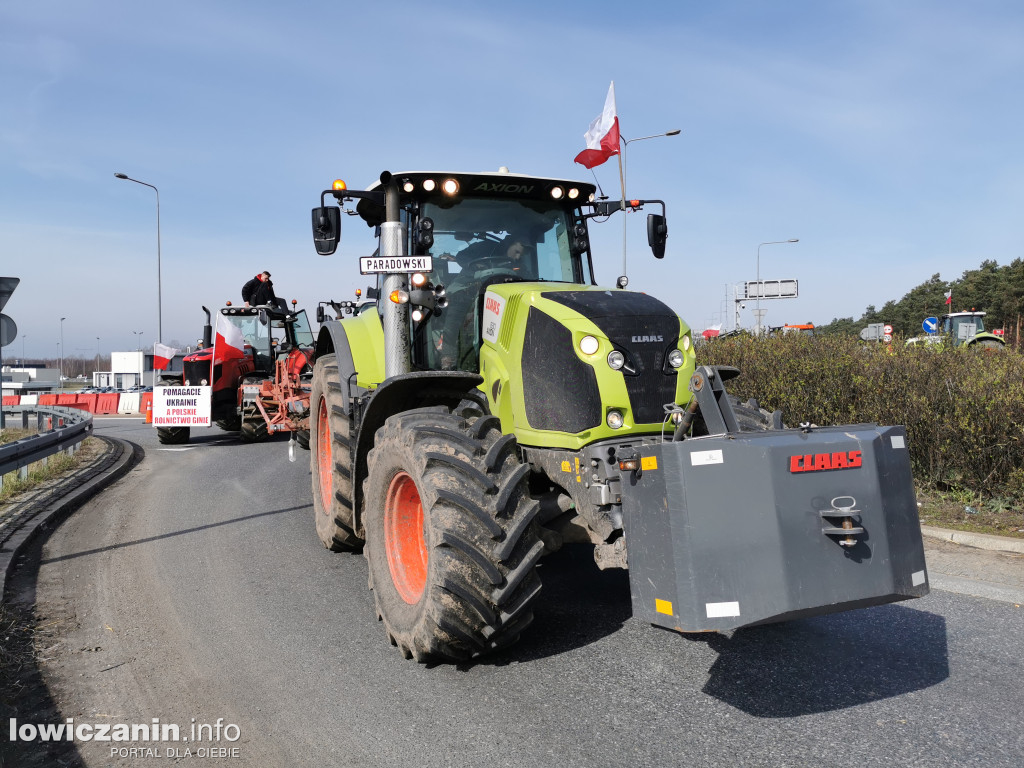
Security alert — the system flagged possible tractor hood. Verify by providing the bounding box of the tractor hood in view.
[479,284,695,447]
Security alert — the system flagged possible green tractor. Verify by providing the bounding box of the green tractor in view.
[941,311,1005,350]
[308,169,928,662]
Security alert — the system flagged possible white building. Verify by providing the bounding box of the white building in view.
[93,351,183,390]
[1,366,60,396]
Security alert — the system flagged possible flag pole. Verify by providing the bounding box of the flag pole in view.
[617,149,627,279]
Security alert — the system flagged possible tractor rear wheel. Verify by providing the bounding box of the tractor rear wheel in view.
[363,404,543,662]
[309,354,362,551]
[295,429,310,450]
[157,427,190,444]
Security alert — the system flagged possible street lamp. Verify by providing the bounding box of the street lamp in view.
[59,316,66,390]
[755,239,799,334]
[115,173,162,343]
[618,129,681,279]
[132,330,144,351]
[21,334,25,365]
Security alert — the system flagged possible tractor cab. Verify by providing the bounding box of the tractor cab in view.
[220,304,315,372]
[940,311,1004,349]
[312,169,668,377]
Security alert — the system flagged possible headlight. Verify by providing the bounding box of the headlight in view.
[681,335,691,351]
[607,350,625,370]
[606,410,624,429]
[579,335,599,355]
[667,349,684,368]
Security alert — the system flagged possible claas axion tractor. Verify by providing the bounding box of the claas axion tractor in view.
[157,303,316,445]
[307,169,929,662]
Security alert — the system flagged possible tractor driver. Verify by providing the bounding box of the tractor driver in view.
[436,233,535,370]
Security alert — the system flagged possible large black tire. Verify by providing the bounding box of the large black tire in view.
[295,429,310,450]
[690,395,782,436]
[363,404,544,662]
[309,354,362,551]
[156,375,189,443]
[732,396,784,431]
[157,427,190,444]
[215,414,242,432]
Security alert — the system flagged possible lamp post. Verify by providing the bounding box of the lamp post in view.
[132,331,144,351]
[115,173,162,343]
[59,316,66,390]
[21,334,26,365]
[618,129,681,279]
[755,239,799,334]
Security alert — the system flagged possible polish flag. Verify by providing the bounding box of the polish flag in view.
[213,312,246,363]
[574,82,621,169]
[944,290,953,305]
[153,342,180,371]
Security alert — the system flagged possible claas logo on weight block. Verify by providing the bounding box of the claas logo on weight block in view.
[789,450,862,473]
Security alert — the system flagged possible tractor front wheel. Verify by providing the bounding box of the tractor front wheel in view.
[309,354,361,551]
[157,427,190,445]
[363,405,543,662]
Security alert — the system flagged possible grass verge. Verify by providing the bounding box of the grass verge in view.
[0,437,103,504]
[917,486,1024,538]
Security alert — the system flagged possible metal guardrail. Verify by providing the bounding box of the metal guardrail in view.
[0,405,94,483]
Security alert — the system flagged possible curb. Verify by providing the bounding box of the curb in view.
[0,435,140,601]
[921,525,1024,555]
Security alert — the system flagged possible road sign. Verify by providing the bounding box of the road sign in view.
[859,323,885,341]
[923,317,938,333]
[743,279,799,300]
[359,255,433,275]
[0,277,19,312]
[0,313,15,347]
[883,333,892,343]
[883,324,893,335]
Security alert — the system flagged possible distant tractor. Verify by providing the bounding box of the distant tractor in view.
[940,311,1004,350]
[906,310,1004,350]
[157,303,316,444]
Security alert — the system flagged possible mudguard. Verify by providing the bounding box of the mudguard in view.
[620,424,929,632]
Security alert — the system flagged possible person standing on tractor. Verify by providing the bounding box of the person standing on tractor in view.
[242,270,278,308]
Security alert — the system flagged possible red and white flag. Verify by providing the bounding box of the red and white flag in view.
[153,342,180,371]
[213,312,246,363]
[573,82,621,169]
[944,289,953,305]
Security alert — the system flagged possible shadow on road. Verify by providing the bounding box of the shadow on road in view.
[698,603,949,717]
[37,504,308,566]
[483,543,633,665]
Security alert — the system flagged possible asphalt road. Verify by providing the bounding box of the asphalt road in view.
[11,417,1024,767]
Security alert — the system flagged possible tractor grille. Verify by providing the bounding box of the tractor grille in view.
[543,290,681,425]
[521,307,602,433]
[182,360,213,386]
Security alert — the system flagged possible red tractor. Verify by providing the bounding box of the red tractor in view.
[157,303,316,445]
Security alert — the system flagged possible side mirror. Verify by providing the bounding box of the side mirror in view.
[316,305,325,324]
[647,214,667,259]
[312,207,341,256]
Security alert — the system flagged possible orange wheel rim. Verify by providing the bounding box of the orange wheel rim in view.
[315,396,332,511]
[384,472,427,603]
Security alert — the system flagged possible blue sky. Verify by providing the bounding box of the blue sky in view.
[2,0,1022,359]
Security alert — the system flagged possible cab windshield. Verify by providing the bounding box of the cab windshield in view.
[421,198,583,286]
[415,197,586,372]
